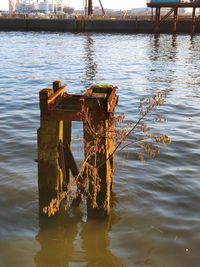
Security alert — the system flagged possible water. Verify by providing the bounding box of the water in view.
[0,31,200,267]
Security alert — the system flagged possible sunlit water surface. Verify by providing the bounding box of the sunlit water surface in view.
[0,32,200,267]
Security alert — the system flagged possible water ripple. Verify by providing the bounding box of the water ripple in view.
[0,32,200,267]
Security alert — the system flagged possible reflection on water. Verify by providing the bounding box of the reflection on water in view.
[0,32,200,267]
[35,207,123,267]
[35,33,121,267]
[82,33,98,85]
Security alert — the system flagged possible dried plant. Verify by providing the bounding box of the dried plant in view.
[43,90,171,216]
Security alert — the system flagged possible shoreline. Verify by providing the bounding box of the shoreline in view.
[0,18,200,34]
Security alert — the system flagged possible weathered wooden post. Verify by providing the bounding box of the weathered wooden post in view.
[37,81,65,215]
[82,85,117,218]
[37,82,118,218]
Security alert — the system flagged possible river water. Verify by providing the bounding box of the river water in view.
[0,32,200,267]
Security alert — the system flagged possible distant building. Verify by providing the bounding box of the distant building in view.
[15,3,33,13]
[63,7,74,15]
[129,7,151,16]
[14,1,72,14]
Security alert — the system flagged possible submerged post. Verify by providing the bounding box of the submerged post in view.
[38,88,63,215]
[37,81,118,218]
[83,86,117,217]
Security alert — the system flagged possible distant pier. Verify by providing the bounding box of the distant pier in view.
[147,1,200,33]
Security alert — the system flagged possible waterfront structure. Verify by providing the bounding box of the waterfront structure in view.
[147,0,200,33]
[38,81,118,218]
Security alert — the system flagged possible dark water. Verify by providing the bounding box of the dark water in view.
[0,32,200,267]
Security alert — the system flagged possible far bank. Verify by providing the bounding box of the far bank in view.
[0,17,200,33]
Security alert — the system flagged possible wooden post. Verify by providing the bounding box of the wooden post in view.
[192,7,196,34]
[38,83,64,215]
[84,119,112,218]
[53,80,61,92]
[173,7,178,34]
[155,7,160,33]
[82,88,115,218]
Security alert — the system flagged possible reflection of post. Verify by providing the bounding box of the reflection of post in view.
[35,214,81,267]
[35,212,122,267]
[147,34,177,93]
[81,217,123,267]
[37,84,63,215]
[149,34,178,61]
[83,34,97,83]
[171,34,177,48]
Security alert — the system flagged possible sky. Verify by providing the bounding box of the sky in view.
[0,0,147,11]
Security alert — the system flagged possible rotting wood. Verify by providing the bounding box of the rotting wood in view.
[38,81,118,218]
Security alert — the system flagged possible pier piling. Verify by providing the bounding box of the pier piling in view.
[37,81,118,218]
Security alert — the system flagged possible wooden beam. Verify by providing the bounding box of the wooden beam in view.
[41,109,111,122]
[65,141,79,178]
[161,8,174,21]
[48,86,66,106]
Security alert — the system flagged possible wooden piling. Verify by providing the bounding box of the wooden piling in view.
[37,82,118,218]
[83,119,112,218]
[155,7,160,33]
[38,89,63,214]
[83,87,116,218]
